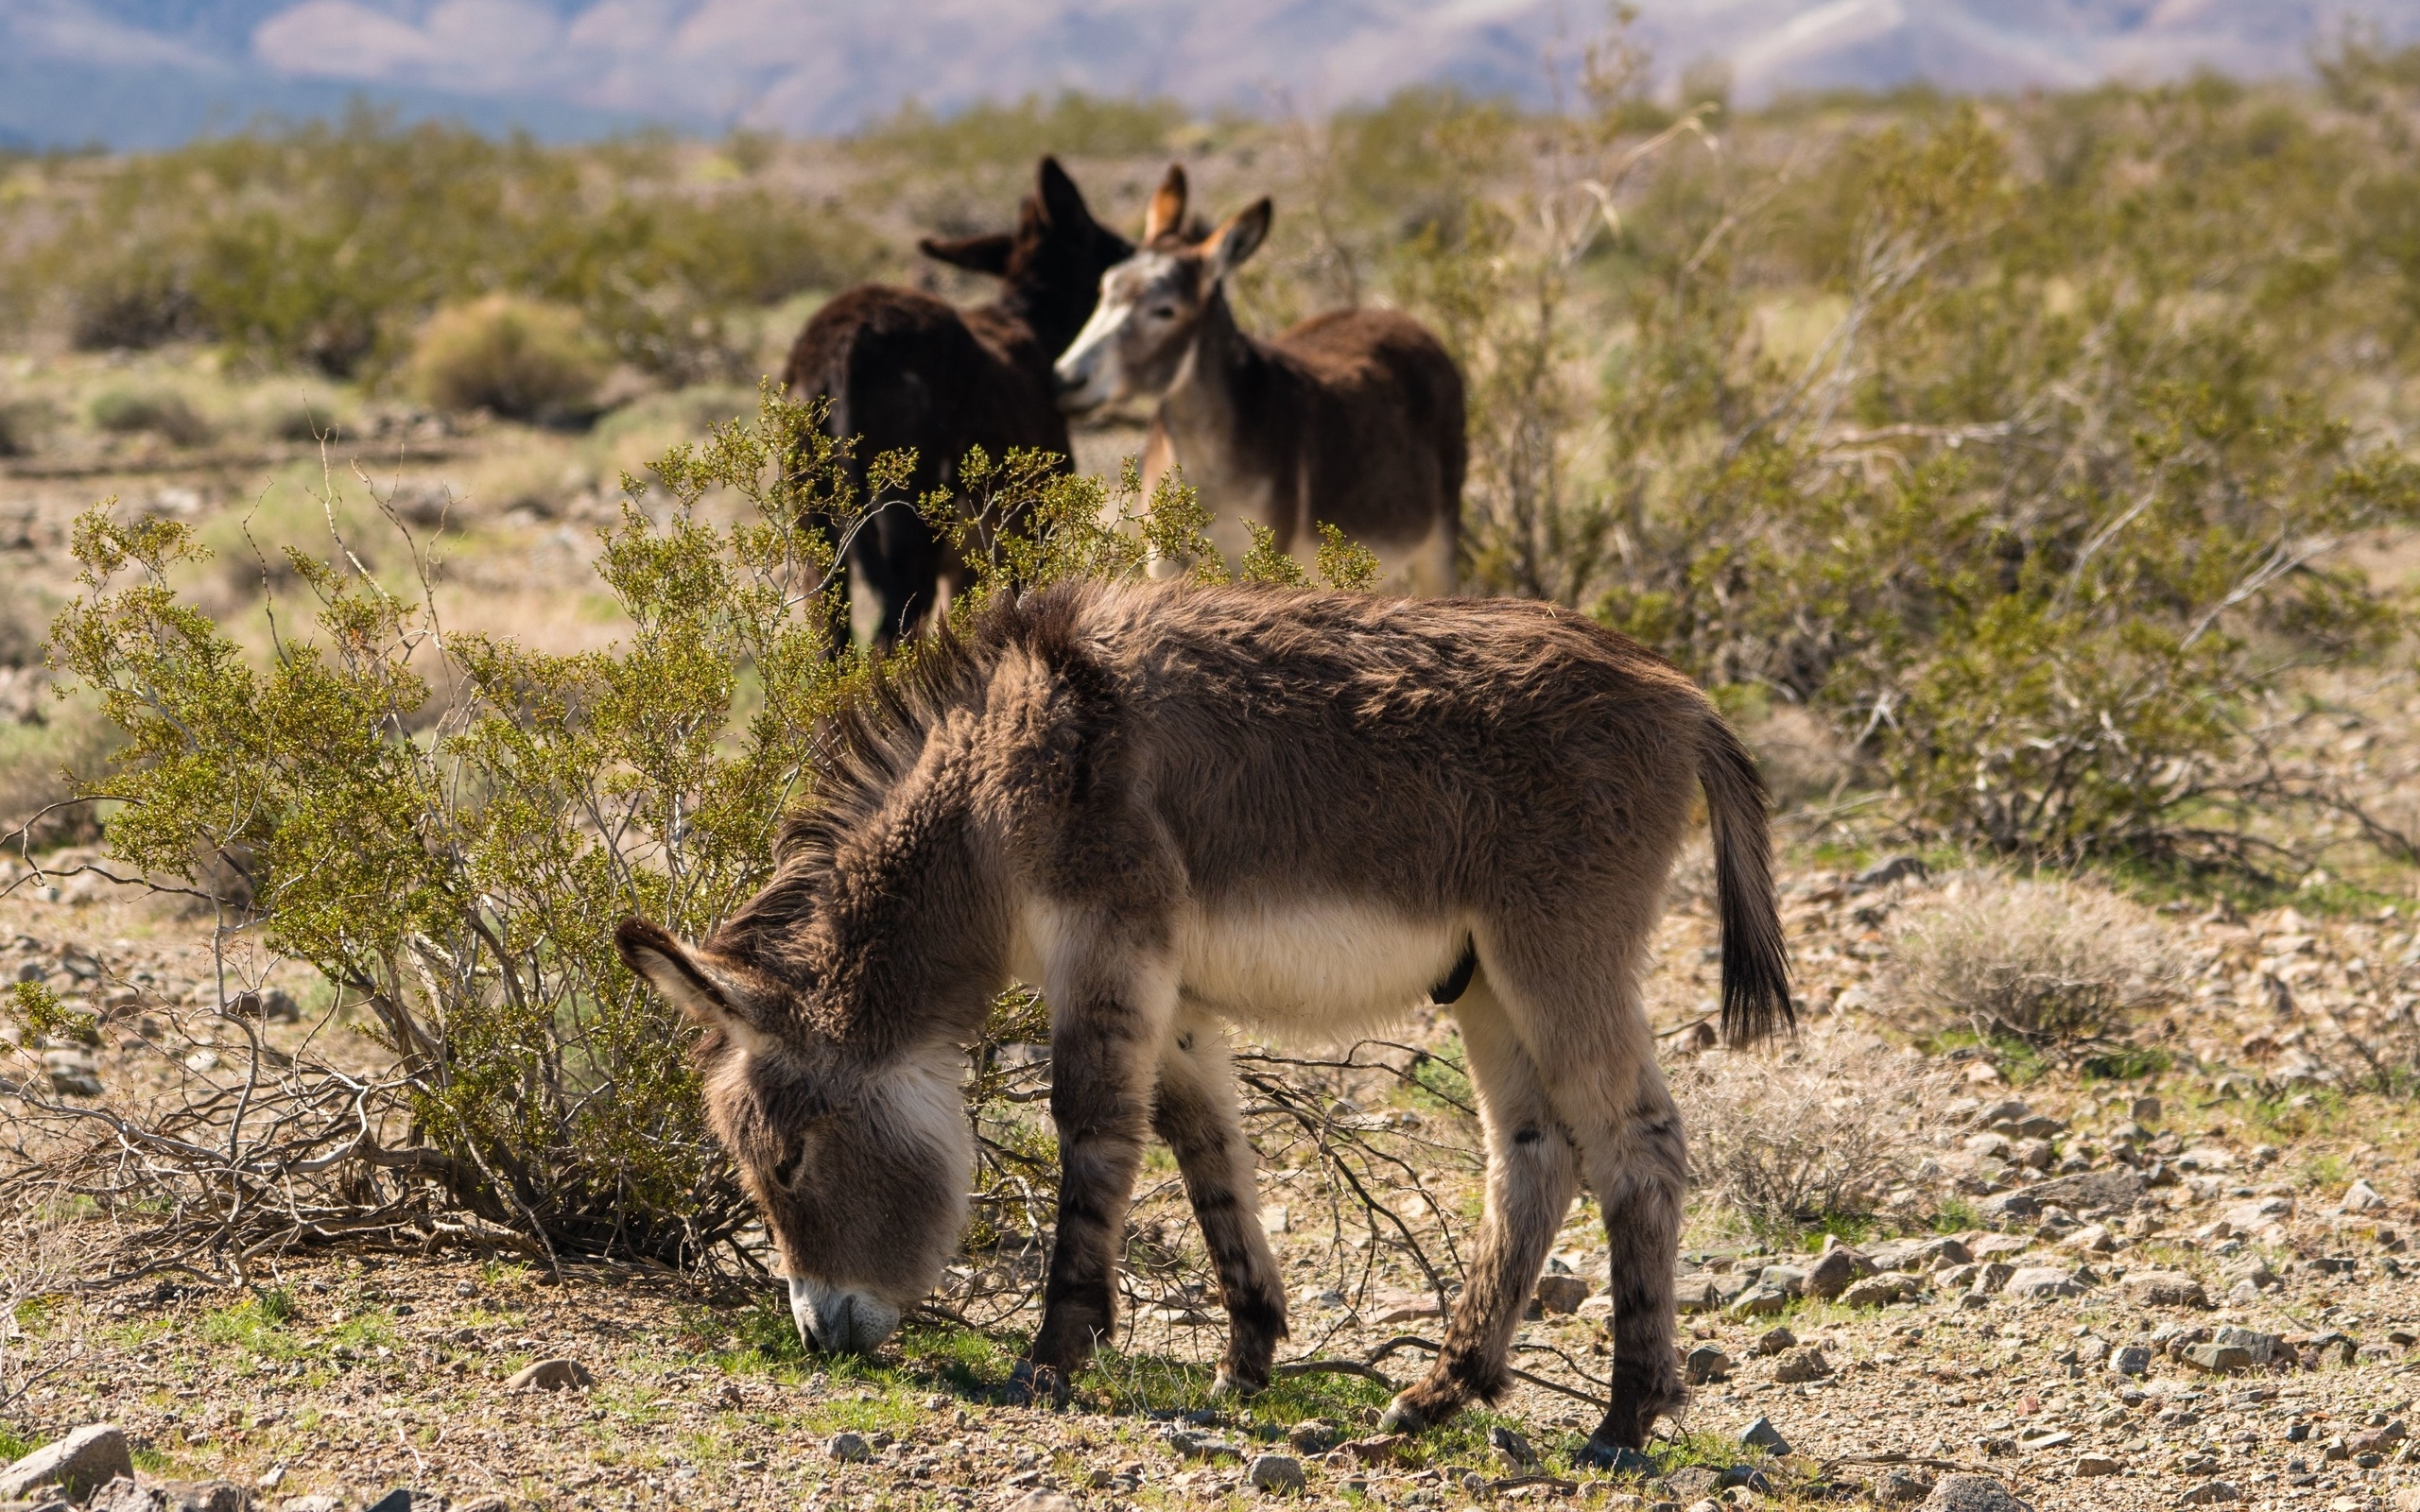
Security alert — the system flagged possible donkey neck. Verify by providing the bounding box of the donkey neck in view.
[1158,287,1286,494]
[993,277,1094,362]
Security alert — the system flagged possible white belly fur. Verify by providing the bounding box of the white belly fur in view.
[1011,896,1467,1044]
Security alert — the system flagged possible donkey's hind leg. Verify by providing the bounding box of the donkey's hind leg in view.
[1555,1065,1688,1463]
[1153,1007,1288,1394]
[1380,971,1581,1433]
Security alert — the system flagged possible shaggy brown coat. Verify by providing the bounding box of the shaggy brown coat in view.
[618,580,1789,1461]
[1053,168,1466,593]
[781,158,1132,650]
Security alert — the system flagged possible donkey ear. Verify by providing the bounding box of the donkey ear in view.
[1204,198,1271,280]
[918,232,1015,275]
[1035,155,1093,231]
[616,917,772,1050]
[1144,163,1187,242]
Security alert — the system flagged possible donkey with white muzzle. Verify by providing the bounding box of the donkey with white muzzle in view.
[618,580,1790,1464]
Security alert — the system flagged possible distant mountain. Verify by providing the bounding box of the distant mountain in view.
[8,0,2420,149]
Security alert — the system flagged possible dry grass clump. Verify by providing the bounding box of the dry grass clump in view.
[1670,1033,1943,1230]
[408,296,605,422]
[89,387,214,448]
[1886,872,2181,1043]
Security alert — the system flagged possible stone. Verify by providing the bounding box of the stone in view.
[1673,1273,1725,1313]
[362,1495,412,1512]
[1754,1327,1798,1356]
[2002,1266,2083,1299]
[2123,1271,2211,1308]
[1970,1263,2016,1295]
[1979,1192,2040,1224]
[2183,1344,2256,1373]
[828,1432,872,1463]
[1487,1425,1535,1468]
[1727,1284,1790,1318]
[2028,1168,2144,1212]
[2211,1326,2279,1365]
[0,1425,134,1502]
[2072,1453,2120,1477]
[1684,1345,1733,1383]
[1247,1454,1305,1494]
[1005,1496,1075,1512]
[1919,1473,2033,1512]
[274,1500,342,1512]
[1805,1246,1876,1299]
[505,1358,594,1391]
[1841,1272,1920,1307]
[2343,1179,2389,1212]
[1341,1436,1411,1467]
[2109,1344,2154,1376]
[1757,1263,1811,1297]
[1771,1347,1831,1383]
[2178,1483,2241,1504]
[1738,1417,1791,1454]
[1876,1468,1936,1503]
[1288,1420,1340,1454]
[2221,1197,2291,1230]
[88,1480,252,1512]
[1713,1466,1771,1493]
[1531,1274,1591,1315]
[1969,1233,2032,1261]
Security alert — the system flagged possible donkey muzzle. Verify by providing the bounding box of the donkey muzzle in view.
[788,1276,902,1355]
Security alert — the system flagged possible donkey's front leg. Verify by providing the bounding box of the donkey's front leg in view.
[1018,944,1178,1399]
[1153,1010,1288,1395]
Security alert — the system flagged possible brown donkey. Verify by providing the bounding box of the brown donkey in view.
[782,158,1133,651]
[1052,169,1467,594]
[617,581,1789,1464]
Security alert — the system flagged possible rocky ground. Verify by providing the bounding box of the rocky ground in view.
[5,855,2420,1512]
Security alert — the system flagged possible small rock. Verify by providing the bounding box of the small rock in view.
[363,1494,412,1512]
[1738,1417,1791,1454]
[1805,1246,1876,1300]
[2211,1325,2279,1365]
[1714,1465,1772,1492]
[1754,1327,1798,1356]
[1841,1272,1920,1307]
[2002,1266,2083,1299]
[1772,1346,1831,1383]
[1727,1284,1790,1318]
[2342,1179,2389,1212]
[1970,1263,2016,1296]
[1531,1274,1591,1315]
[1288,1420,1340,1454]
[1684,1345,1733,1383]
[1979,1192,2040,1224]
[454,1280,478,1299]
[1876,1467,1936,1503]
[2072,1453,2120,1477]
[505,1358,594,1391]
[2123,1272,2210,1309]
[1005,1496,1076,1512]
[0,1424,133,1502]
[89,1479,254,1512]
[828,1432,872,1463]
[274,1500,342,1512]
[2183,1343,2256,1373]
[1487,1425,1534,1469]
[2221,1197,2291,1230]
[2177,1482,2241,1504]
[2027,1169,2144,1212]
[1247,1454,1305,1494]
[1919,1473,2034,1512]
[2109,1345,2154,1376]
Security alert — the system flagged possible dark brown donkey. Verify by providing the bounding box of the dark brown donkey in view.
[617,580,1791,1465]
[781,158,1132,651]
[1053,168,1466,593]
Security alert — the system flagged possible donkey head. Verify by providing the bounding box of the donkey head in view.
[615,917,971,1355]
[920,156,1135,356]
[1052,165,1271,414]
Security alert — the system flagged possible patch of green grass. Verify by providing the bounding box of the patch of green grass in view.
[10,1296,60,1332]
[1799,1214,1878,1249]
[2082,1046,2174,1081]
[1932,1196,1981,1232]
[200,1288,304,1359]
[0,1426,30,1461]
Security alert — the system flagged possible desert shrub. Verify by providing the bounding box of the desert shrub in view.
[1884,872,2182,1044]
[68,259,209,352]
[1669,1033,1945,1231]
[0,399,56,458]
[26,387,1375,1272]
[407,296,606,421]
[88,387,213,448]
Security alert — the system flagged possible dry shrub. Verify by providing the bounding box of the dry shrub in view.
[1886,872,2181,1043]
[1670,1032,1944,1230]
[89,387,214,448]
[408,296,605,422]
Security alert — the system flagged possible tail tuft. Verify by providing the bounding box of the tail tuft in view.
[1699,713,1794,1045]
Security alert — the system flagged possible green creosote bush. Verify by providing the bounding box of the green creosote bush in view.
[47,384,1374,1263]
[407,296,608,423]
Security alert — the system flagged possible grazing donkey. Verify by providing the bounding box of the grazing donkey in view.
[1053,168,1467,594]
[781,158,1133,651]
[617,581,1790,1464]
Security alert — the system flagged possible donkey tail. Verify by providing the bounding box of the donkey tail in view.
[1699,709,1793,1045]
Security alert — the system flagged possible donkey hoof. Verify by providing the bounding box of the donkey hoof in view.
[1005,1359,1071,1408]
[1211,1368,1265,1400]
[1376,1397,1427,1435]
[1575,1438,1653,1475]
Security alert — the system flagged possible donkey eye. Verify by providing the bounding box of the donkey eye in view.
[770,1148,804,1189]
[1148,304,1177,319]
